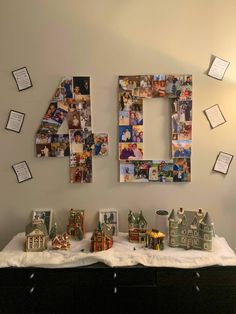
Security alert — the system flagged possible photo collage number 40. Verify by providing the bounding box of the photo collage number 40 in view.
[36,76,108,184]
[118,75,192,183]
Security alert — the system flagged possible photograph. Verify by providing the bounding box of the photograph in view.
[119,143,143,160]
[119,111,130,125]
[133,160,151,182]
[119,75,140,91]
[70,151,92,167]
[130,97,143,112]
[38,120,60,135]
[152,78,166,97]
[172,140,191,158]
[132,125,143,142]
[94,133,108,156]
[120,162,134,182]
[52,87,66,102]
[36,132,51,144]
[32,209,53,234]
[50,137,70,157]
[119,91,133,111]
[140,75,153,88]
[51,108,67,125]
[68,111,81,129]
[119,126,132,142]
[69,129,84,154]
[139,87,152,98]
[173,158,191,182]
[157,160,173,182]
[73,76,90,95]
[149,166,158,181]
[130,111,143,125]
[99,209,119,236]
[165,75,183,97]
[58,100,69,112]
[43,102,58,121]
[70,160,93,184]
[36,144,51,157]
[60,77,73,99]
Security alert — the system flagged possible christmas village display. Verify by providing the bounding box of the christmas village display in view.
[25,207,214,253]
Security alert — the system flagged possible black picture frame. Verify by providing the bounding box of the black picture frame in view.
[213,152,234,175]
[207,56,230,81]
[5,110,25,133]
[12,161,33,183]
[12,66,33,91]
[204,104,226,129]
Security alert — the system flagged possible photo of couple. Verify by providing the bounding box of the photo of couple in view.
[119,143,143,160]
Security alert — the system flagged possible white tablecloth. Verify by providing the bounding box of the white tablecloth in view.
[1,232,236,268]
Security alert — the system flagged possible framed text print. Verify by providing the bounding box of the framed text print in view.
[118,75,192,183]
[36,76,108,184]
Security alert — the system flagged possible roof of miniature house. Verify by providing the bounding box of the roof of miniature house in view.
[25,222,48,236]
[147,229,165,238]
[128,210,147,227]
[200,212,213,226]
[168,208,211,229]
[91,222,113,240]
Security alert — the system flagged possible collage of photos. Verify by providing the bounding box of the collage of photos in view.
[118,74,192,183]
[36,76,94,183]
[120,160,174,183]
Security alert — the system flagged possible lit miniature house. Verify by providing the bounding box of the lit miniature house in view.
[52,233,70,250]
[128,210,147,243]
[146,229,165,250]
[25,222,48,252]
[90,222,113,252]
[168,208,214,251]
[67,209,85,240]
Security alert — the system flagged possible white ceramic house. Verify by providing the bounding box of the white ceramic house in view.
[168,208,214,251]
[25,222,48,252]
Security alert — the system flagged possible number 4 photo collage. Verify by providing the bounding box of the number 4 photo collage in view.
[118,74,192,183]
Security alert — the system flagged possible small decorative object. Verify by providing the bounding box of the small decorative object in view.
[49,222,57,240]
[12,66,33,91]
[213,152,233,175]
[146,229,165,250]
[168,208,214,251]
[12,161,33,183]
[5,110,25,133]
[52,233,70,250]
[207,56,230,80]
[67,209,85,240]
[155,209,169,238]
[32,209,53,234]
[128,210,147,243]
[25,221,48,252]
[99,209,118,236]
[90,222,113,252]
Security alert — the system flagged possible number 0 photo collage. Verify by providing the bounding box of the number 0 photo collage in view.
[118,75,192,183]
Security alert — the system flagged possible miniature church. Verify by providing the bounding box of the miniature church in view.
[168,208,214,251]
[67,209,85,240]
[90,222,113,252]
[128,210,147,243]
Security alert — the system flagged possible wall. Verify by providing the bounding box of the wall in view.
[1,0,236,251]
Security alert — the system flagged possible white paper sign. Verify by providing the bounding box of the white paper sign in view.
[12,161,32,183]
[12,67,32,91]
[204,104,226,129]
[6,110,25,133]
[208,57,230,80]
[213,152,233,174]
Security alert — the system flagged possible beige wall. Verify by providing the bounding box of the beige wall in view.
[1,0,236,251]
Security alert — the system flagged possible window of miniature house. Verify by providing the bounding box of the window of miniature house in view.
[118,75,192,183]
[204,234,209,240]
[171,239,175,245]
[194,230,198,236]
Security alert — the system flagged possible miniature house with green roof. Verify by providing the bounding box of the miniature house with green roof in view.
[90,222,113,252]
[168,208,214,251]
[67,209,85,240]
[128,210,147,243]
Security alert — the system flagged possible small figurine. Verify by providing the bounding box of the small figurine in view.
[25,222,48,252]
[168,208,214,251]
[90,222,113,252]
[52,233,70,250]
[49,222,57,240]
[128,210,147,243]
[146,229,165,250]
[67,208,85,240]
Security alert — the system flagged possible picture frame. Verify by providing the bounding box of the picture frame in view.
[12,160,32,183]
[207,56,230,81]
[5,110,25,133]
[99,209,118,236]
[12,66,33,91]
[204,104,226,129]
[213,151,233,175]
[32,209,53,234]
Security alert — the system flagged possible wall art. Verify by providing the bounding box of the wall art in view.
[118,75,192,183]
[36,76,108,183]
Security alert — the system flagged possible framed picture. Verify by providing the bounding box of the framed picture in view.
[6,110,25,133]
[12,161,32,183]
[99,209,118,236]
[12,66,33,91]
[32,209,53,234]
[213,152,233,175]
